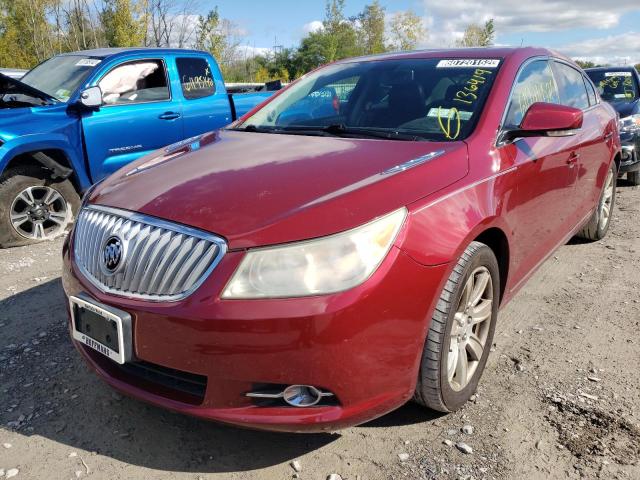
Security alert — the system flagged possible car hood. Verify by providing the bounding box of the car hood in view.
[90,130,468,249]
[0,73,58,107]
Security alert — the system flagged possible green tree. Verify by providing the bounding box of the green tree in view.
[101,0,145,48]
[574,60,600,69]
[357,1,386,55]
[456,19,495,47]
[389,11,426,51]
[0,0,57,68]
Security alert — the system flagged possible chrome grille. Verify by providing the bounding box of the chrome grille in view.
[73,205,227,301]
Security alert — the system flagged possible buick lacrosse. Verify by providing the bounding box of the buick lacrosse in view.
[62,47,620,431]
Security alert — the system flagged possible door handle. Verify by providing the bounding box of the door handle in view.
[567,153,580,166]
[159,112,181,120]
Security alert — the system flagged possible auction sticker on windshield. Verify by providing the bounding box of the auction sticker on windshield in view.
[436,59,500,68]
[604,72,632,77]
[76,58,101,67]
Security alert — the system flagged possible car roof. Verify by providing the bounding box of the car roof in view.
[57,47,208,59]
[585,66,636,72]
[334,46,569,64]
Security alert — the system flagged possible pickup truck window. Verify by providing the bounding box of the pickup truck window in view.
[176,58,215,99]
[99,60,170,105]
[237,58,502,142]
[20,55,100,102]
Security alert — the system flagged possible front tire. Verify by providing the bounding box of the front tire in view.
[414,241,500,412]
[0,165,80,248]
[576,162,616,241]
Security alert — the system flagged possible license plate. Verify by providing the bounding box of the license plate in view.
[70,294,132,364]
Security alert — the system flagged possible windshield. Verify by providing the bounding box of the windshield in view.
[21,55,102,102]
[586,70,639,103]
[236,58,502,141]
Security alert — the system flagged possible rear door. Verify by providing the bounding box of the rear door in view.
[175,56,233,137]
[550,60,607,221]
[81,58,183,182]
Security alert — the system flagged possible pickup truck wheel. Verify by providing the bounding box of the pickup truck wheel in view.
[0,165,80,248]
[414,241,499,412]
[576,162,616,242]
[627,170,640,186]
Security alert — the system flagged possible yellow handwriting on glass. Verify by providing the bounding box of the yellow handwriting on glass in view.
[437,106,461,140]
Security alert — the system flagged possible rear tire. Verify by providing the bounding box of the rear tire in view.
[0,165,80,248]
[576,162,616,241]
[414,241,500,412]
[627,170,640,186]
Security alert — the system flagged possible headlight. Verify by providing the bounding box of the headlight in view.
[619,114,640,133]
[222,208,407,299]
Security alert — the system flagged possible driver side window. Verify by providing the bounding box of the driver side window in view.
[504,60,560,128]
[99,60,170,105]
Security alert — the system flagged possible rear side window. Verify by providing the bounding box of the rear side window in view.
[99,59,170,105]
[504,60,560,127]
[552,62,589,110]
[176,58,215,100]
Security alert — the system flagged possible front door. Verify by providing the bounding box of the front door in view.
[81,58,183,182]
[498,59,578,284]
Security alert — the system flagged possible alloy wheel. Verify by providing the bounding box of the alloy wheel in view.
[10,185,69,240]
[599,169,615,230]
[447,266,494,391]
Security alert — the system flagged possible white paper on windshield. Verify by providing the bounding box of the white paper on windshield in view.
[614,93,629,98]
[436,59,500,69]
[604,72,632,77]
[427,108,473,121]
[76,59,101,67]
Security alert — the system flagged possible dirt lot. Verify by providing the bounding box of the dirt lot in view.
[0,180,639,480]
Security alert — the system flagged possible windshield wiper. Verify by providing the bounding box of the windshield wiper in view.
[229,124,425,141]
[279,124,423,141]
[227,124,275,133]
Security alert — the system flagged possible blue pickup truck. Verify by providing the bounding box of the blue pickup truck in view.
[0,48,275,247]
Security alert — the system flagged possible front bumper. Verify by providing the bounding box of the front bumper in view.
[619,131,640,173]
[62,235,448,432]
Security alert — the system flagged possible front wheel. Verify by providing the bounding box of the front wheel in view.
[0,165,80,248]
[576,162,616,242]
[414,241,500,412]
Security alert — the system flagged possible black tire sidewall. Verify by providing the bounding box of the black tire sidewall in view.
[439,246,500,411]
[0,166,80,248]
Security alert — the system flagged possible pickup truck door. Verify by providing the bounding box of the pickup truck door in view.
[81,58,183,182]
[174,56,233,137]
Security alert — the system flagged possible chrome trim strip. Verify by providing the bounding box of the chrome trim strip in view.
[381,150,446,175]
[74,204,228,302]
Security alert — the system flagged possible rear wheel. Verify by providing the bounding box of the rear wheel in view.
[627,170,640,186]
[576,162,616,241]
[0,165,80,248]
[414,241,499,412]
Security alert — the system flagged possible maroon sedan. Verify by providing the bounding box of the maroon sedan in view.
[62,47,620,432]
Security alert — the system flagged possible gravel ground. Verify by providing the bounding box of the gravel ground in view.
[0,180,639,480]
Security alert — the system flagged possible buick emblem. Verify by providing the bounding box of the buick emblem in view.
[101,235,125,275]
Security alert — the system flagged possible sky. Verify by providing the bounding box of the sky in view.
[196,0,640,65]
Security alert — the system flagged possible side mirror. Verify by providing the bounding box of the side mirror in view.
[78,86,103,108]
[501,102,583,143]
